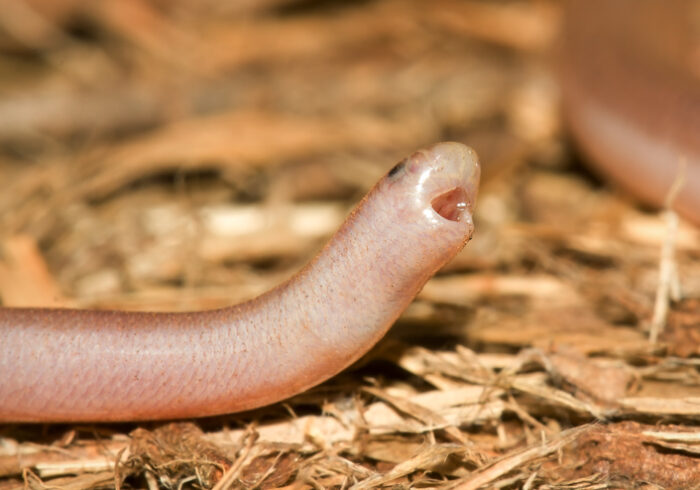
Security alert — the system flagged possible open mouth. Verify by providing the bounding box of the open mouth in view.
[431,187,469,222]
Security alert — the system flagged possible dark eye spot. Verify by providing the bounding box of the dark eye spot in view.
[388,160,405,177]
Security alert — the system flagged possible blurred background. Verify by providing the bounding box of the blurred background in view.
[0,0,563,309]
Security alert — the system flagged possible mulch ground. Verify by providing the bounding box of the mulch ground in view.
[0,1,699,488]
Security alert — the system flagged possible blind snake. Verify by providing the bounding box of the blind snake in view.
[0,142,480,422]
[561,0,700,224]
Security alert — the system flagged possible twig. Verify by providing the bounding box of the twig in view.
[649,158,686,343]
[450,425,588,490]
[211,428,258,490]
